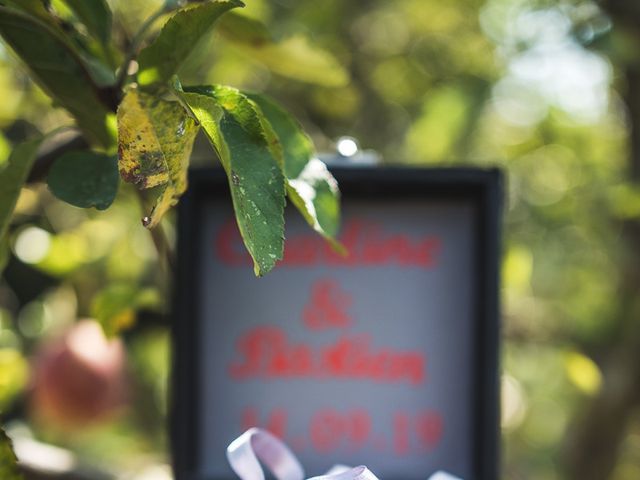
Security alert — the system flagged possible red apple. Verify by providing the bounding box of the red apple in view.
[30,319,127,428]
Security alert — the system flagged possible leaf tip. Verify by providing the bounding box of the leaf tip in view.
[327,238,348,256]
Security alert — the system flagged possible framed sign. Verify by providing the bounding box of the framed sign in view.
[171,166,502,480]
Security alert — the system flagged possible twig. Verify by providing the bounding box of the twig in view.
[24,132,177,276]
[135,190,176,275]
[115,5,173,89]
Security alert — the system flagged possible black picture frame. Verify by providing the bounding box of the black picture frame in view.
[171,166,503,480]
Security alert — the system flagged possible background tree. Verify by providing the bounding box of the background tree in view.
[2,0,640,479]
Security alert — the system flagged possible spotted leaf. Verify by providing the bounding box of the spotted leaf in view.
[117,87,198,228]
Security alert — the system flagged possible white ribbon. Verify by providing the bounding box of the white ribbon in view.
[226,428,461,480]
[227,428,305,480]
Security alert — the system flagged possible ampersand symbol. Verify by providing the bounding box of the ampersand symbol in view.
[303,279,353,330]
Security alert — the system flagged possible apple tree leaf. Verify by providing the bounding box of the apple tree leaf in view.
[0,138,43,242]
[174,81,285,276]
[62,0,112,46]
[247,93,342,242]
[47,151,119,211]
[137,0,244,86]
[117,87,198,228]
[0,7,113,146]
[0,427,23,480]
[218,12,349,87]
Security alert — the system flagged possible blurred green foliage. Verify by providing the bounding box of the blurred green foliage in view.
[0,0,639,478]
[0,426,22,480]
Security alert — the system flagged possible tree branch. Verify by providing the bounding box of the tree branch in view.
[23,132,177,276]
[26,132,88,184]
[560,8,640,478]
[135,190,176,275]
[115,5,172,90]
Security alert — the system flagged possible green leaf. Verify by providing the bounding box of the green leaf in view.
[0,235,9,274]
[174,81,285,275]
[247,93,342,241]
[218,12,349,87]
[83,54,117,87]
[137,0,244,87]
[0,133,10,172]
[47,151,119,210]
[62,0,112,45]
[117,87,198,228]
[0,138,42,243]
[0,7,113,146]
[2,0,49,21]
[0,427,23,480]
[5,1,117,85]
[0,348,29,408]
[216,10,270,45]
[92,284,160,337]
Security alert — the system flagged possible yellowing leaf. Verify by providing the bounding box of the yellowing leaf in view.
[117,87,198,228]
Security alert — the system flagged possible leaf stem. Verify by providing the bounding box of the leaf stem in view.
[115,4,173,89]
[135,190,176,274]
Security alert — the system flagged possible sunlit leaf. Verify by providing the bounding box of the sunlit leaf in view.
[564,351,602,395]
[0,427,22,480]
[0,7,113,146]
[137,0,244,86]
[92,284,160,337]
[502,246,533,294]
[404,86,470,162]
[174,81,285,276]
[62,0,112,45]
[0,348,29,408]
[47,151,119,210]
[0,138,42,245]
[6,0,117,86]
[607,183,640,219]
[247,93,342,242]
[0,133,10,172]
[117,87,198,228]
[218,12,349,87]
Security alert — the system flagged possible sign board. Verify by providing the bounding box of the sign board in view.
[172,167,502,480]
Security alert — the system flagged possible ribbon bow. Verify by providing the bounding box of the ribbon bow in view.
[226,428,462,480]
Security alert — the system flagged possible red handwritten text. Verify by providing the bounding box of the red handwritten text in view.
[241,407,443,455]
[303,279,352,330]
[228,326,426,385]
[215,218,441,268]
